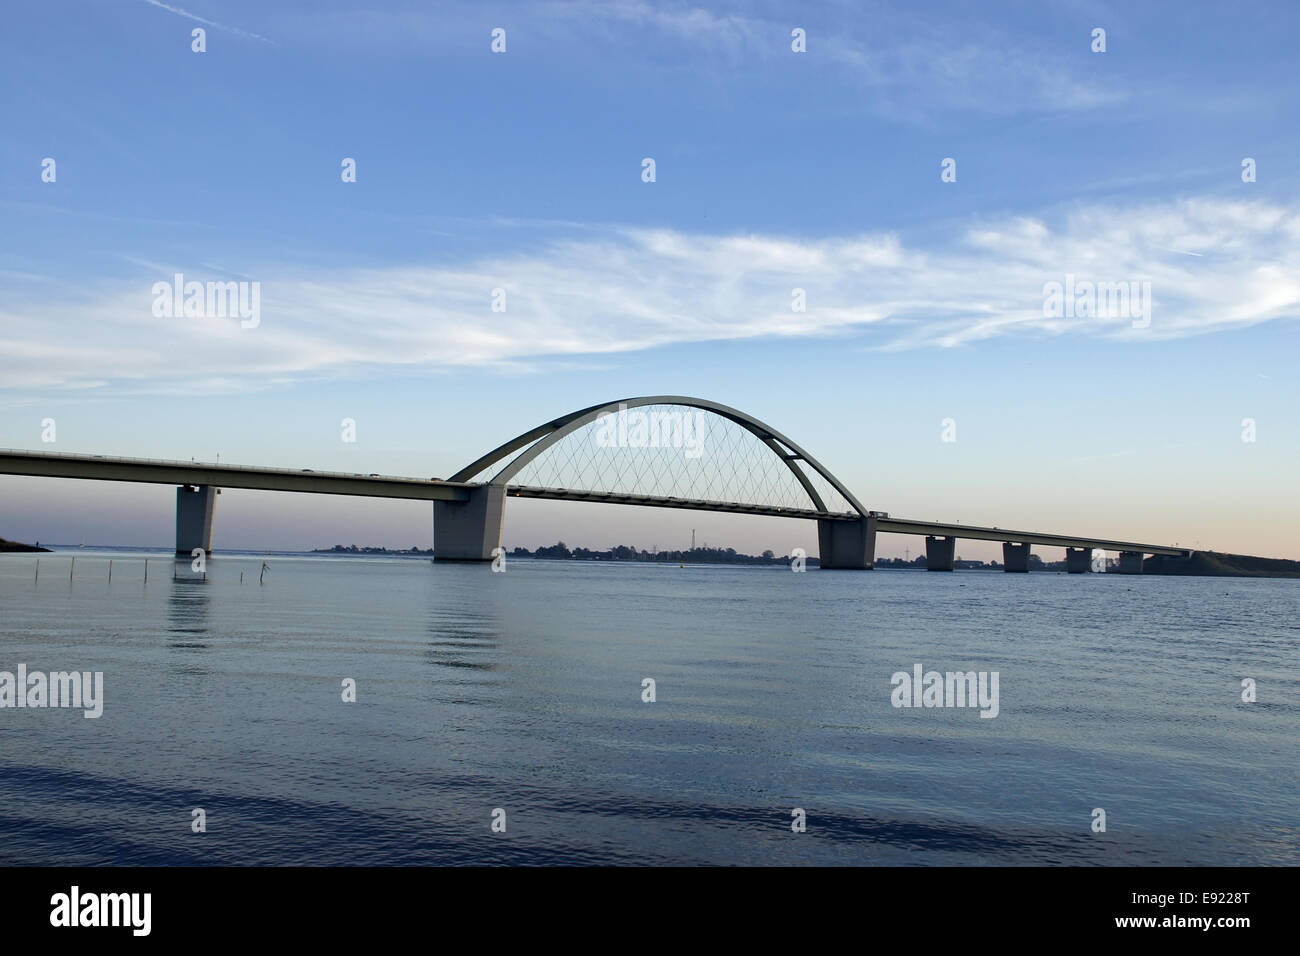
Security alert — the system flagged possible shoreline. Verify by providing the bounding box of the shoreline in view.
[0,537,52,553]
[8,542,1300,578]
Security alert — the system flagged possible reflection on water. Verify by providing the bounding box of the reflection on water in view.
[168,563,211,647]
[0,551,1296,866]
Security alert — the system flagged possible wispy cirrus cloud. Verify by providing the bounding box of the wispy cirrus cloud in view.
[257,0,1120,117]
[141,0,276,45]
[3,197,1297,393]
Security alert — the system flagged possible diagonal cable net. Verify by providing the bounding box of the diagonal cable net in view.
[464,404,858,514]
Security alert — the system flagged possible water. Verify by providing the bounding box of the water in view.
[1,548,1296,865]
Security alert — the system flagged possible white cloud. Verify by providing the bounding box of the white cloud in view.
[255,0,1120,117]
[4,197,1297,392]
[569,1,1126,115]
[141,0,277,44]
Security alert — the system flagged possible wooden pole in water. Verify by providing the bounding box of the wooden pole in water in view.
[35,559,39,582]
[70,556,75,580]
[108,559,113,583]
[144,559,148,583]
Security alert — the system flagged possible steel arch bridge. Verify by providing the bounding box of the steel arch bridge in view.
[433,395,880,567]
[450,395,867,520]
[0,394,1194,571]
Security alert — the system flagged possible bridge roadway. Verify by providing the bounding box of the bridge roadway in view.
[0,449,472,501]
[0,449,1190,561]
[503,485,1188,556]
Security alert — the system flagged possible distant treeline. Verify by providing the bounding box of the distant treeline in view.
[316,544,433,555]
[876,556,1008,570]
[312,542,1300,577]
[512,543,811,566]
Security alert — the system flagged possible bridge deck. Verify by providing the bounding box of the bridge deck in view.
[0,449,472,502]
[0,450,1191,557]
[505,484,854,521]
[874,518,1189,557]
[508,486,1190,556]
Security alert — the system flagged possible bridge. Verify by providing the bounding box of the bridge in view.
[0,395,1191,573]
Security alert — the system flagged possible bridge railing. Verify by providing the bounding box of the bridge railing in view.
[0,448,471,486]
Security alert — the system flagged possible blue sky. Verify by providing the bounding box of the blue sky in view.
[2,0,1298,559]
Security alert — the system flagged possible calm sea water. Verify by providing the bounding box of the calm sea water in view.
[1,547,1296,866]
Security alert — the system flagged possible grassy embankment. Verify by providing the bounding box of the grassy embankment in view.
[1144,552,1300,578]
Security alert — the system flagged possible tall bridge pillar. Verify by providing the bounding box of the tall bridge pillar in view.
[175,484,216,555]
[925,535,957,571]
[1118,550,1144,574]
[1066,547,1093,573]
[817,515,876,569]
[1002,542,1030,572]
[434,484,505,561]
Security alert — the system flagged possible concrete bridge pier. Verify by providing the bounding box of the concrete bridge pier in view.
[1118,550,1144,574]
[925,535,957,571]
[175,484,217,555]
[1002,542,1031,572]
[1066,547,1093,573]
[818,515,877,569]
[433,484,505,561]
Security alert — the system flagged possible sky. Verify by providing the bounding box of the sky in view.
[2,0,1298,561]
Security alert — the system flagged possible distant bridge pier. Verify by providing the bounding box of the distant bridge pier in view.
[1118,550,1144,574]
[925,535,957,571]
[433,484,505,561]
[1065,547,1093,574]
[818,516,877,569]
[1002,542,1031,572]
[175,484,216,555]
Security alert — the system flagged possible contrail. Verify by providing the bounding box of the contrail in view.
[141,0,276,45]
